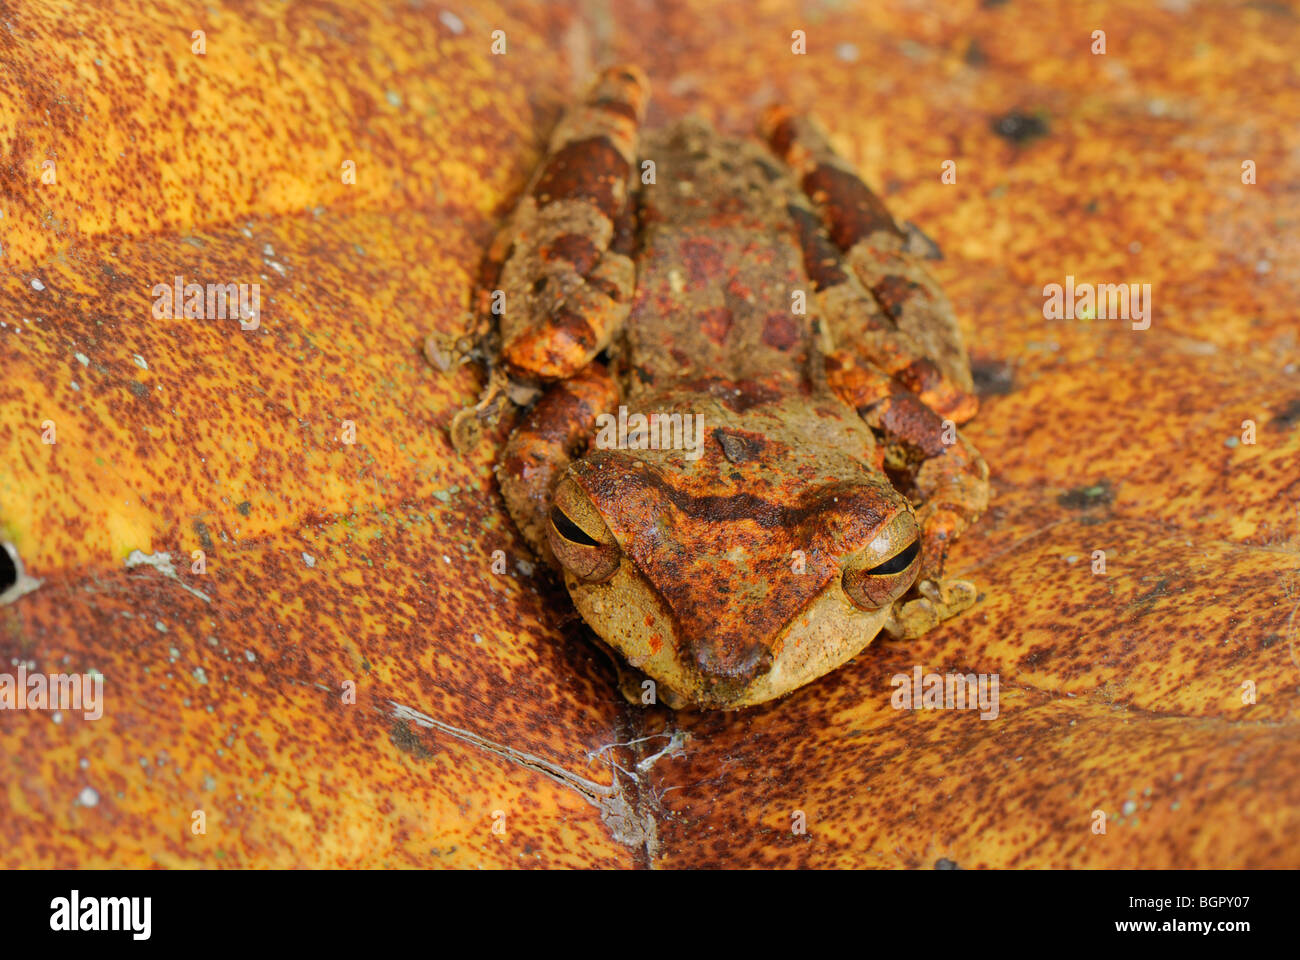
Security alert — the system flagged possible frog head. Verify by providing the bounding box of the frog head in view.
[545,379,920,709]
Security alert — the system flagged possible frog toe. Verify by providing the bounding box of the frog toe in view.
[884,596,939,639]
[885,578,978,639]
[920,577,978,614]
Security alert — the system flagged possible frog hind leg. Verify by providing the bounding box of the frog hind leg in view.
[495,66,648,382]
[824,350,988,624]
[498,363,619,570]
[760,106,978,425]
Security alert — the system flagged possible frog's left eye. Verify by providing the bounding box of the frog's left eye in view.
[841,513,921,610]
[548,477,621,583]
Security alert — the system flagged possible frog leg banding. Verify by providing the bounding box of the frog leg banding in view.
[498,364,620,569]
[493,66,647,381]
[760,106,979,425]
[824,351,988,637]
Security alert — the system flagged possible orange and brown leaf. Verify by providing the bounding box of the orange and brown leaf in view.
[1,0,1297,868]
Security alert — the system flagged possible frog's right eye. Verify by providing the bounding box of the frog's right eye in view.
[841,511,921,610]
[548,478,621,583]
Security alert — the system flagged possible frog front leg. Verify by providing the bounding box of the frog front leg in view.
[498,364,619,569]
[761,106,979,425]
[495,66,648,381]
[825,351,989,638]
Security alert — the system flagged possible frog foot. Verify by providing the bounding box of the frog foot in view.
[883,578,978,640]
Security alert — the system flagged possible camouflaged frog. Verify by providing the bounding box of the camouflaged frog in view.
[471,66,988,710]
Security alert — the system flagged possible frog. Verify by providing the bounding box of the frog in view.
[464,66,989,710]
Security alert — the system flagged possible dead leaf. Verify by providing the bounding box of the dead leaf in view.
[1,0,1296,868]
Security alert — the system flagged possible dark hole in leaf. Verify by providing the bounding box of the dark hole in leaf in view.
[0,546,17,595]
[991,110,1049,145]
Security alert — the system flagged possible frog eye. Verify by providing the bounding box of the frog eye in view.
[548,478,621,583]
[841,514,921,610]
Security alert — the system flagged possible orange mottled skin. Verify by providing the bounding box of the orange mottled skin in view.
[490,69,988,708]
